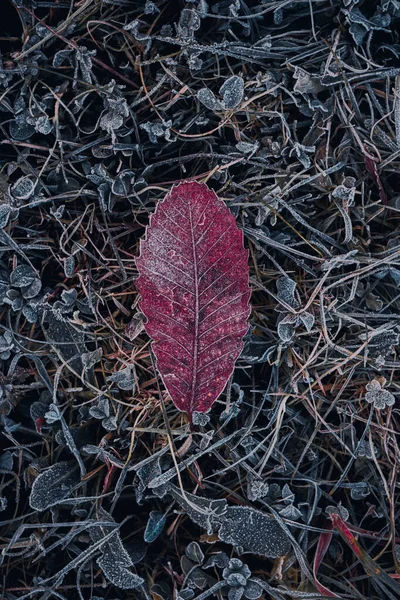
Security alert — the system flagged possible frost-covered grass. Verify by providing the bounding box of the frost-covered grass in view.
[1,1,400,599]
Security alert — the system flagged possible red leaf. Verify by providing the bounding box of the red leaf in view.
[136,181,251,417]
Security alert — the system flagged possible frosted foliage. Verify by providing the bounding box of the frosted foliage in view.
[219,506,291,558]
[168,485,291,557]
[219,76,244,108]
[276,277,298,308]
[90,507,144,589]
[197,88,223,111]
[29,461,79,511]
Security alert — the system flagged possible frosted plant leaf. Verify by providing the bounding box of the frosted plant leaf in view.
[281,483,294,505]
[10,176,35,200]
[168,485,227,534]
[82,348,102,370]
[10,265,36,288]
[29,461,80,511]
[125,312,145,341]
[277,314,297,342]
[326,504,349,521]
[0,451,13,473]
[246,474,269,502]
[278,504,302,520]
[276,277,299,309]
[0,331,14,360]
[100,111,124,134]
[236,141,259,154]
[331,177,356,206]
[144,511,166,543]
[90,507,144,589]
[356,439,378,459]
[197,88,223,111]
[63,256,75,277]
[144,0,159,14]
[178,8,201,39]
[185,541,204,564]
[218,506,291,557]
[220,76,244,109]
[287,142,314,168]
[300,311,314,332]
[44,403,60,424]
[107,365,136,391]
[112,170,135,196]
[365,378,395,409]
[0,205,13,229]
[365,292,383,312]
[89,396,118,430]
[90,397,110,420]
[192,411,210,426]
[97,554,144,589]
[123,20,152,52]
[21,277,42,300]
[350,482,370,500]
[395,545,400,562]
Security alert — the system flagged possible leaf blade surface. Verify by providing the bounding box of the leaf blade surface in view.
[136,181,250,416]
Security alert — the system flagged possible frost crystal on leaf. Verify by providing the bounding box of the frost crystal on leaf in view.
[29,461,80,511]
[219,506,291,558]
[365,378,395,409]
[219,76,244,109]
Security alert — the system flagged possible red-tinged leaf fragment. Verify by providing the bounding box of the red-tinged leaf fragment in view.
[313,522,340,597]
[136,181,251,418]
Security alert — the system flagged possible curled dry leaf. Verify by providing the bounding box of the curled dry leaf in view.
[136,181,251,418]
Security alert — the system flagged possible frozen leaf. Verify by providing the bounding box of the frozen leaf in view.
[97,553,143,589]
[107,365,136,391]
[247,474,269,502]
[89,396,110,420]
[192,411,211,426]
[356,439,378,459]
[326,504,349,521]
[168,485,227,534]
[90,507,144,589]
[100,111,124,133]
[44,404,60,424]
[276,277,299,309]
[220,76,244,109]
[112,170,135,196]
[277,314,297,342]
[350,482,370,500]
[185,541,204,564]
[0,331,14,360]
[21,277,42,300]
[0,451,13,473]
[365,378,395,409]
[82,348,102,370]
[197,88,224,111]
[144,511,166,543]
[278,504,302,520]
[236,141,259,154]
[299,311,314,332]
[29,461,80,511]
[0,205,12,229]
[89,396,118,430]
[178,8,201,38]
[218,506,291,558]
[10,265,36,287]
[125,312,145,340]
[63,256,75,278]
[136,182,251,418]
